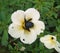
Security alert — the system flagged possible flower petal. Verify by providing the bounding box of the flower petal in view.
[40,37,56,49]
[33,20,45,35]
[40,35,57,49]
[25,8,40,20]
[20,30,37,44]
[11,10,24,25]
[44,42,55,49]
[54,41,60,53]
[40,35,56,43]
[40,37,45,43]
[8,23,24,38]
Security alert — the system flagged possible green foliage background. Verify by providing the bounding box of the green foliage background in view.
[0,0,60,53]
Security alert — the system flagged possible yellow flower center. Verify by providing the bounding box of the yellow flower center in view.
[17,17,34,35]
[50,36,56,46]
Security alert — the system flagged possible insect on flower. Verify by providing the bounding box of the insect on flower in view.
[8,8,45,44]
[40,35,60,53]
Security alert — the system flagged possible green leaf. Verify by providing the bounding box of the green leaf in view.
[1,30,8,46]
[56,25,60,33]
[8,44,13,50]
[56,5,60,9]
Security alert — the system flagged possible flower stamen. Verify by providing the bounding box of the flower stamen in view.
[23,18,34,31]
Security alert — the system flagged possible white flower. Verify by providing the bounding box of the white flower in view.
[8,8,45,44]
[40,35,60,53]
